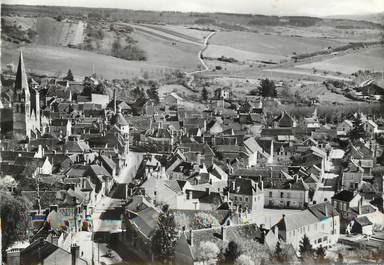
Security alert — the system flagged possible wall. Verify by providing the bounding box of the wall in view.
[265,188,308,209]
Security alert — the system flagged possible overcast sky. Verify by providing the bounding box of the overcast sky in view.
[3,0,384,16]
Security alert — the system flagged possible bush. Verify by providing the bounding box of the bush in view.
[111,39,146,60]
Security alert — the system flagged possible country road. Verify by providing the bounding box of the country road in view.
[185,31,216,89]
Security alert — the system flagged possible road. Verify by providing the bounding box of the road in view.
[73,152,143,265]
[185,31,216,89]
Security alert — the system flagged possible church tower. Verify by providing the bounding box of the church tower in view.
[12,51,31,140]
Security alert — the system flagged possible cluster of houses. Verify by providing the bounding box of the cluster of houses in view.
[1,52,384,265]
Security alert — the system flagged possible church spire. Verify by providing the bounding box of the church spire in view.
[14,50,30,100]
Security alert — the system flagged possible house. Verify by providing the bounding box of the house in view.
[275,111,296,128]
[123,196,160,262]
[242,137,263,167]
[91,93,109,108]
[331,190,362,213]
[341,160,364,190]
[214,87,231,100]
[163,92,184,107]
[349,216,373,236]
[48,119,72,137]
[336,120,353,136]
[264,177,310,209]
[228,178,264,214]
[6,239,87,265]
[272,202,339,252]
[141,177,201,210]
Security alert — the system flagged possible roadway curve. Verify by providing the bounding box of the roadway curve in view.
[185,31,216,89]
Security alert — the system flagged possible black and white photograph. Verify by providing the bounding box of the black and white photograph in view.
[0,0,384,264]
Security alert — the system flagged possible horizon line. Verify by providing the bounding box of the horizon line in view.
[2,2,381,18]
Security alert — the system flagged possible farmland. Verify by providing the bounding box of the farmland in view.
[208,31,344,62]
[296,46,384,74]
[1,41,173,80]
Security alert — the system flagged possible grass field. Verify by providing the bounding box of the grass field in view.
[296,46,384,74]
[207,31,343,62]
[1,41,174,80]
[131,29,201,72]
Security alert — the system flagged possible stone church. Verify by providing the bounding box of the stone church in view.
[0,51,40,140]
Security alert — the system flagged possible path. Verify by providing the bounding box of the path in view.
[185,31,216,89]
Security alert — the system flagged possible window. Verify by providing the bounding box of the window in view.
[269,191,272,197]
[280,192,284,198]
[239,197,243,202]
[245,197,248,202]
[234,196,237,201]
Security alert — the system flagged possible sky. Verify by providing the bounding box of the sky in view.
[2,0,384,17]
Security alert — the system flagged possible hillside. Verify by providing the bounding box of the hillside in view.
[326,12,384,24]
[1,4,383,82]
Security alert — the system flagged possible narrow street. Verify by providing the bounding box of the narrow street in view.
[75,152,144,265]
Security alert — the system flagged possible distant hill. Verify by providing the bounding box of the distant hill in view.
[326,12,384,24]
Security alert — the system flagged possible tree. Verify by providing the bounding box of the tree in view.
[259,78,276,98]
[222,241,241,265]
[151,205,178,263]
[146,81,160,104]
[201,86,209,101]
[348,113,368,142]
[64,69,74,81]
[273,241,288,263]
[199,241,220,263]
[1,193,31,259]
[299,234,314,261]
[316,245,327,263]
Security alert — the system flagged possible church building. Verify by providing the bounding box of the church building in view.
[0,51,40,140]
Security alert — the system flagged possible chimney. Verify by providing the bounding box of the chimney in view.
[6,248,22,265]
[232,181,235,191]
[260,180,264,191]
[71,244,80,265]
[324,203,328,217]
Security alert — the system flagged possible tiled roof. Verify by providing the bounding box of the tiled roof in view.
[332,190,358,202]
[229,178,262,196]
[309,202,339,219]
[355,216,373,226]
[276,210,318,232]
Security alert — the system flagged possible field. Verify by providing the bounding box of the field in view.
[206,31,344,63]
[130,25,201,72]
[1,41,174,80]
[296,46,384,74]
[1,17,206,78]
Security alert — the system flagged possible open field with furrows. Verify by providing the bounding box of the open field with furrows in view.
[131,29,201,72]
[1,41,174,80]
[205,31,345,63]
[296,46,384,74]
